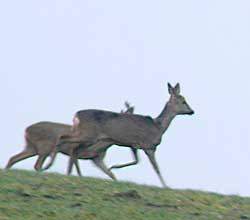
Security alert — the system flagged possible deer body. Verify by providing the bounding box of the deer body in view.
[5,121,113,178]
[75,110,161,150]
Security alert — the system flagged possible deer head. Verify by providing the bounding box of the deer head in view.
[167,83,194,115]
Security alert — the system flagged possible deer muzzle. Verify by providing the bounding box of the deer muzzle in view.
[189,110,195,115]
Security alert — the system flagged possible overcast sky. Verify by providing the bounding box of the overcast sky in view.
[1,0,250,196]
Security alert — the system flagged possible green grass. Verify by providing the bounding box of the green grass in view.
[0,169,250,220]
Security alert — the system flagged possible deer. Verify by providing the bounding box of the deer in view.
[5,121,95,177]
[5,102,135,180]
[44,83,194,187]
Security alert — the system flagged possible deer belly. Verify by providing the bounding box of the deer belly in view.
[78,149,98,159]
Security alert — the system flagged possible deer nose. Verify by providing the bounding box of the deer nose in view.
[189,110,195,115]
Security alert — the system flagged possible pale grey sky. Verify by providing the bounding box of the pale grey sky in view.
[1,0,250,196]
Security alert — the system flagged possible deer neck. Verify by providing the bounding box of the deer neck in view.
[155,102,176,133]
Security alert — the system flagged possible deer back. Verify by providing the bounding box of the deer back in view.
[26,122,72,153]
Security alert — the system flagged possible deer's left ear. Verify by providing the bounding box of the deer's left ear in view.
[168,83,174,95]
[174,83,180,94]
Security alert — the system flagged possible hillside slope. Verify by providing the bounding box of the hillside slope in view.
[0,169,250,220]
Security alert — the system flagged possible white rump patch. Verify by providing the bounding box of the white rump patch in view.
[71,115,80,132]
[24,130,30,146]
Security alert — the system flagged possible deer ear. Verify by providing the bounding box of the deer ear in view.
[168,83,174,95]
[130,106,135,114]
[174,83,180,94]
[125,101,130,108]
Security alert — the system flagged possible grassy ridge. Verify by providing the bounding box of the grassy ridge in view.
[0,169,250,220]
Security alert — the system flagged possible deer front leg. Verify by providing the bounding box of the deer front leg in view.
[67,139,95,176]
[73,159,82,177]
[42,136,83,171]
[144,149,168,188]
[109,148,139,170]
[67,148,78,176]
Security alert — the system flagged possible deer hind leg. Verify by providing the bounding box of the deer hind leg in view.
[76,141,115,180]
[67,138,112,176]
[109,148,139,170]
[144,149,168,188]
[34,155,48,171]
[92,154,117,180]
[5,149,36,169]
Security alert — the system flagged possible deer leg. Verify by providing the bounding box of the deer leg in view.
[109,148,139,170]
[74,159,82,177]
[42,136,83,171]
[92,156,117,180]
[60,136,83,174]
[144,149,168,188]
[41,148,57,171]
[66,140,95,175]
[67,148,79,176]
[67,154,74,176]
[34,155,47,171]
[5,150,36,169]
[86,142,116,180]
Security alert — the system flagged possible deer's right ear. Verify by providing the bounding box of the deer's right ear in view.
[168,83,174,95]
[174,83,180,95]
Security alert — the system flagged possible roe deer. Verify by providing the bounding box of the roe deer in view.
[6,102,135,179]
[45,83,194,187]
[5,121,117,178]
[5,122,90,176]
